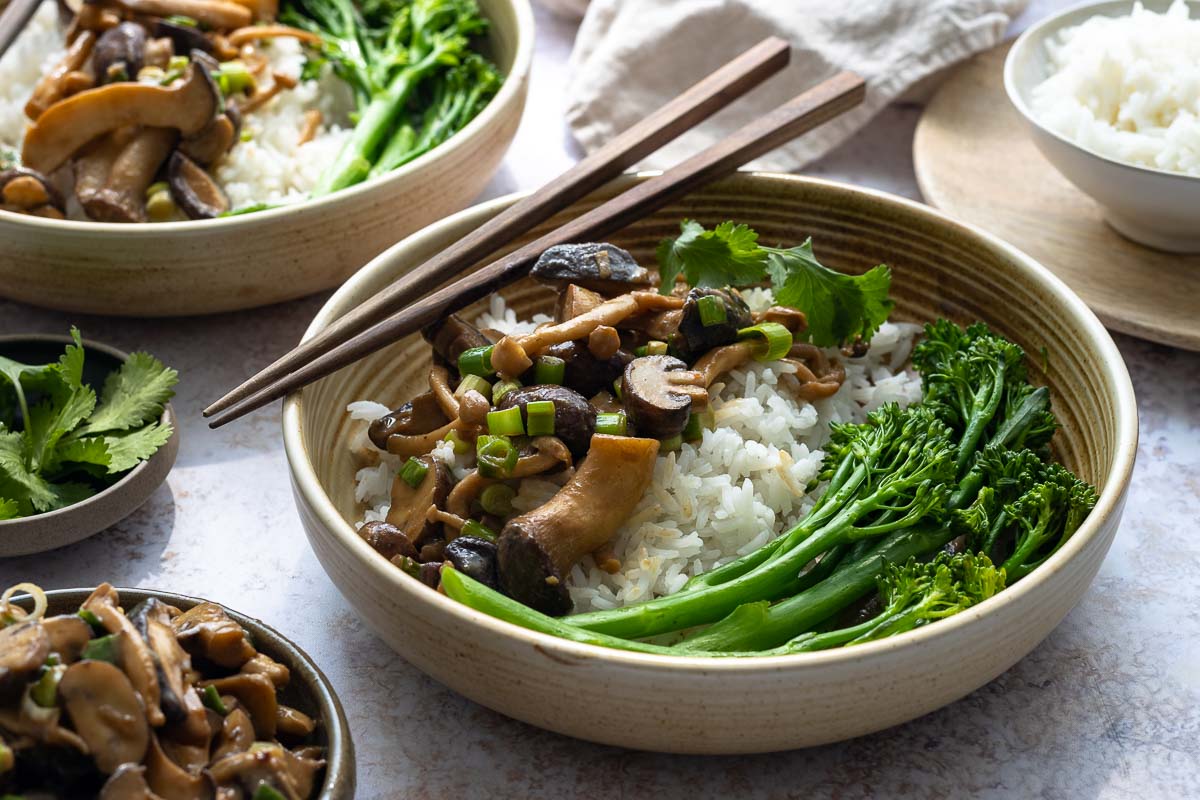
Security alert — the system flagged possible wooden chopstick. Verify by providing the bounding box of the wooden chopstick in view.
[203,36,793,418]
[207,71,866,429]
[0,0,43,59]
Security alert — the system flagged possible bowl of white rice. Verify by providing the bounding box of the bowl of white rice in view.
[282,172,1137,753]
[0,0,533,316]
[1005,0,1200,252]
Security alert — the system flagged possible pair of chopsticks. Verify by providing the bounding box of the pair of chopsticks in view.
[0,0,42,59]
[205,38,866,428]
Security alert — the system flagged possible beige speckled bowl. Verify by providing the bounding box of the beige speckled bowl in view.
[283,173,1138,753]
[0,334,179,558]
[0,0,533,317]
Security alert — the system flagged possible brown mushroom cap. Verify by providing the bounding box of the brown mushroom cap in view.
[171,602,256,668]
[367,391,449,450]
[92,22,146,84]
[22,63,220,174]
[384,454,451,546]
[41,614,94,664]
[167,150,229,219]
[357,519,419,561]
[622,355,705,439]
[58,660,151,774]
[497,433,660,615]
[144,733,209,799]
[495,384,596,457]
[0,167,66,218]
[531,242,657,294]
[199,673,277,738]
[179,111,238,165]
[0,620,49,699]
[672,287,753,362]
[422,313,493,369]
[82,126,177,223]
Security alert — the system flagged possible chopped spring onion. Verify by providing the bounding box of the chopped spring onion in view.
[30,664,64,708]
[201,684,228,715]
[659,434,683,452]
[455,374,491,399]
[697,294,728,327]
[487,406,524,436]
[525,400,556,436]
[533,355,565,385]
[612,377,624,400]
[682,408,715,442]
[646,340,669,356]
[216,61,255,95]
[165,14,198,26]
[479,484,515,516]
[492,379,521,405]
[253,785,288,800]
[461,519,498,542]
[476,435,517,478]
[81,634,120,664]
[399,457,429,489]
[458,345,495,377]
[394,555,421,579]
[144,181,169,199]
[443,429,470,455]
[737,321,793,362]
[77,608,103,632]
[167,55,189,72]
[595,412,627,436]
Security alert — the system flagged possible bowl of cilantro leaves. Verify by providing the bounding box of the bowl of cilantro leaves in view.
[0,329,179,557]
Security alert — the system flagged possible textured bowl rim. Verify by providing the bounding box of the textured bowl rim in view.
[13,587,354,799]
[283,171,1139,673]
[1003,0,1200,185]
[0,0,535,235]
[0,333,178,535]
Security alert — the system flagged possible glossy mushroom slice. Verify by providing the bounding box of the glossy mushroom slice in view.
[539,340,633,399]
[171,602,255,669]
[530,242,657,295]
[444,536,499,590]
[0,167,66,219]
[82,126,178,222]
[497,433,660,615]
[208,742,324,800]
[115,0,252,30]
[93,22,147,84]
[179,108,239,165]
[198,674,277,738]
[21,63,220,174]
[383,454,452,547]
[143,732,210,800]
[24,30,97,119]
[0,620,50,700]
[367,391,450,451]
[621,355,708,439]
[82,584,165,727]
[167,151,229,219]
[422,314,493,370]
[58,660,151,774]
[99,763,163,800]
[130,599,208,741]
[41,614,94,663]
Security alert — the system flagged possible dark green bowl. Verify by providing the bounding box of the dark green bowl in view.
[12,588,356,799]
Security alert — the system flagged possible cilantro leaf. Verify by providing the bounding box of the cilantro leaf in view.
[0,429,57,512]
[80,352,178,435]
[53,436,112,472]
[102,423,174,473]
[656,220,767,293]
[0,498,16,520]
[764,239,894,348]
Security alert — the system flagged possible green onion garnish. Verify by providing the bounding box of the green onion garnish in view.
[399,457,429,489]
[697,295,728,327]
[737,322,793,362]
[458,345,495,377]
[77,608,103,632]
[201,684,228,715]
[595,412,627,436]
[165,14,198,26]
[646,340,668,355]
[634,345,647,357]
[216,61,255,95]
[659,434,683,452]
[443,429,470,455]
[682,408,715,442]
[455,374,491,399]
[612,377,624,400]
[479,484,515,516]
[461,519,498,542]
[167,55,189,72]
[525,400,556,436]
[492,379,521,405]
[533,355,565,385]
[487,406,524,436]
[145,181,169,199]
[81,634,121,664]
[253,785,288,800]
[30,664,64,708]
[476,435,518,478]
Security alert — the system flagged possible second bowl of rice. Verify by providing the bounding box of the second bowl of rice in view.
[1004,0,1200,253]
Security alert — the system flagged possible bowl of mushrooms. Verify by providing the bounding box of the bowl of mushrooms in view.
[0,582,354,798]
[0,0,533,316]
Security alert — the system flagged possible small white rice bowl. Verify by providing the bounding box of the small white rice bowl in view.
[348,292,924,613]
[0,3,354,218]
[1031,0,1200,177]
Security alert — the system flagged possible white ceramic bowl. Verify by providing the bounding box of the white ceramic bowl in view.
[283,173,1138,753]
[0,0,533,317]
[1005,0,1200,252]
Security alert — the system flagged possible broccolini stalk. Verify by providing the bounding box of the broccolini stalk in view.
[567,405,956,640]
[779,553,1004,653]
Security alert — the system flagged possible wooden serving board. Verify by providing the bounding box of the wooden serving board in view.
[915,43,1200,352]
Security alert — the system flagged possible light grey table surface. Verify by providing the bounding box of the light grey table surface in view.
[3,3,1199,798]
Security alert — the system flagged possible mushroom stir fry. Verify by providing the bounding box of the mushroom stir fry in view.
[0,583,324,799]
[357,242,848,616]
[4,0,321,221]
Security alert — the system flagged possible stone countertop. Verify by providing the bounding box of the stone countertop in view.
[2,3,1198,797]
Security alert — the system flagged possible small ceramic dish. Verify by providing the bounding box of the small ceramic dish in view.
[283,172,1138,753]
[9,587,355,799]
[1004,0,1200,252]
[0,334,179,558]
[0,0,534,317]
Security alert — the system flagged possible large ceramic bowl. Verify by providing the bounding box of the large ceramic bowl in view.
[0,0,533,317]
[0,334,180,558]
[283,172,1138,753]
[12,587,355,798]
[1005,0,1200,252]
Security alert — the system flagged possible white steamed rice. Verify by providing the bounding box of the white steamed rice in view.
[1031,0,1200,177]
[0,3,354,217]
[348,292,923,613]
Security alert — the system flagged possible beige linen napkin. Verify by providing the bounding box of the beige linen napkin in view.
[565,0,1028,170]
